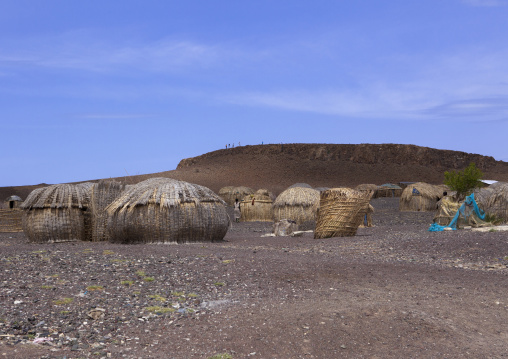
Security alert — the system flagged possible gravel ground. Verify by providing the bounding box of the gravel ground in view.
[1,198,508,358]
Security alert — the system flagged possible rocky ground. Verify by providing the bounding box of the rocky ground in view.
[1,198,508,358]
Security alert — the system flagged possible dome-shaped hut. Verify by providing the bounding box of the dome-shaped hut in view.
[21,183,93,243]
[376,183,403,198]
[90,180,128,242]
[287,183,313,189]
[218,186,255,206]
[4,195,23,209]
[485,182,508,223]
[106,178,230,244]
[355,184,378,198]
[240,189,274,222]
[273,187,320,226]
[399,182,443,212]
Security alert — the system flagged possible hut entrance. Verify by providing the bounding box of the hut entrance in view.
[9,201,14,209]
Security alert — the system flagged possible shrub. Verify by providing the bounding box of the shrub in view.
[444,162,483,200]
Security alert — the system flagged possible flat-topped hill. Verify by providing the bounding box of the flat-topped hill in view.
[3,143,508,201]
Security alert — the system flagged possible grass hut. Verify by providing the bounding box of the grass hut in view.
[485,182,508,223]
[287,183,313,189]
[355,184,378,198]
[273,187,320,226]
[240,189,274,222]
[90,180,127,242]
[218,186,255,206]
[106,177,229,244]
[315,188,371,238]
[21,183,93,243]
[4,195,23,209]
[399,182,443,212]
[376,183,403,198]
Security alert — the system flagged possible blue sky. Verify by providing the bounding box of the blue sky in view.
[1,0,508,186]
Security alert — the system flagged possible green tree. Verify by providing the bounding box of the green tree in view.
[444,162,483,200]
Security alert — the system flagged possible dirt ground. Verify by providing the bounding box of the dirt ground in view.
[1,198,508,358]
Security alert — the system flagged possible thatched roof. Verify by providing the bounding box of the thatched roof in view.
[400,182,442,202]
[107,177,225,214]
[379,183,402,190]
[219,186,254,195]
[21,183,93,210]
[5,195,23,202]
[314,187,330,192]
[355,184,378,192]
[253,188,275,200]
[287,183,313,189]
[273,187,320,208]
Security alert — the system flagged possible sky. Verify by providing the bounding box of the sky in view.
[1,0,508,186]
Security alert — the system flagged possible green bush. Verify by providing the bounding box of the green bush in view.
[444,162,483,200]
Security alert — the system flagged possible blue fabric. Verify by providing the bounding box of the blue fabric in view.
[428,193,485,232]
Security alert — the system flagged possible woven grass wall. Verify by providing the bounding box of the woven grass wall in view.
[376,184,403,198]
[315,188,370,238]
[90,180,127,242]
[273,187,320,225]
[355,184,378,199]
[240,192,273,222]
[433,198,461,226]
[21,183,93,243]
[219,186,255,206]
[399,182,442,212]
[485,183,508,223]
[107,178,229,243]
[0,209,23,232]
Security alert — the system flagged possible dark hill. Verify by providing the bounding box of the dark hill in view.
[3,144,508,201]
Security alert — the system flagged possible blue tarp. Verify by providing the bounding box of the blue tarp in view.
[428,193,485,232]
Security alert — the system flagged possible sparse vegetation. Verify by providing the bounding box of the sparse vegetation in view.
[143,277,155,282]
[86,285,104,291]
[121,280,134,286]
[208,354,233,359]
[444,162,483,200]
[53,297,73,305]
[144,306,175,314]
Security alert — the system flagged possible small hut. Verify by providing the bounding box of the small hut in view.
[315,188,371,238]
[273,187,320,226]
[433,197,461,226]
[376,183,403,198]
[4,195,23,209]
[240,189,274,222]
[89,180,127,242]
[106,177,229,244]
[218,186,255,206]
[399,182,443,212]
[485,182,508,223]
[21,183,93,243]
[355,184,378,198]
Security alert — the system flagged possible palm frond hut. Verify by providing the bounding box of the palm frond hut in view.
[376,183,403,198]
[485,182,508,223]
[315,188,371,238]
[218,186,255,206]
[106,178,229,244]
[273,187,320,226]
[21,183,93,243]
[90,180,127,242]
[4,195,23,209]
[240,189,274,222]
[355,184,378,198]
[399,182,443,212]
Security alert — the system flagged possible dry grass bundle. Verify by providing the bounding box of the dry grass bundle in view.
[240,190,274,222]
[4,195,23,209]
[21,183,93,243]
[433,197,461,226]
[315,188,371,238]
[106,177,229,243]
[218,186,255,206]
[0,209,23,232]
[399,182,443,212]
[273,187,320,225]
[355,184,378,198]
[376,184,403,198]
[90,180,127,242]
[485,182,508,223]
